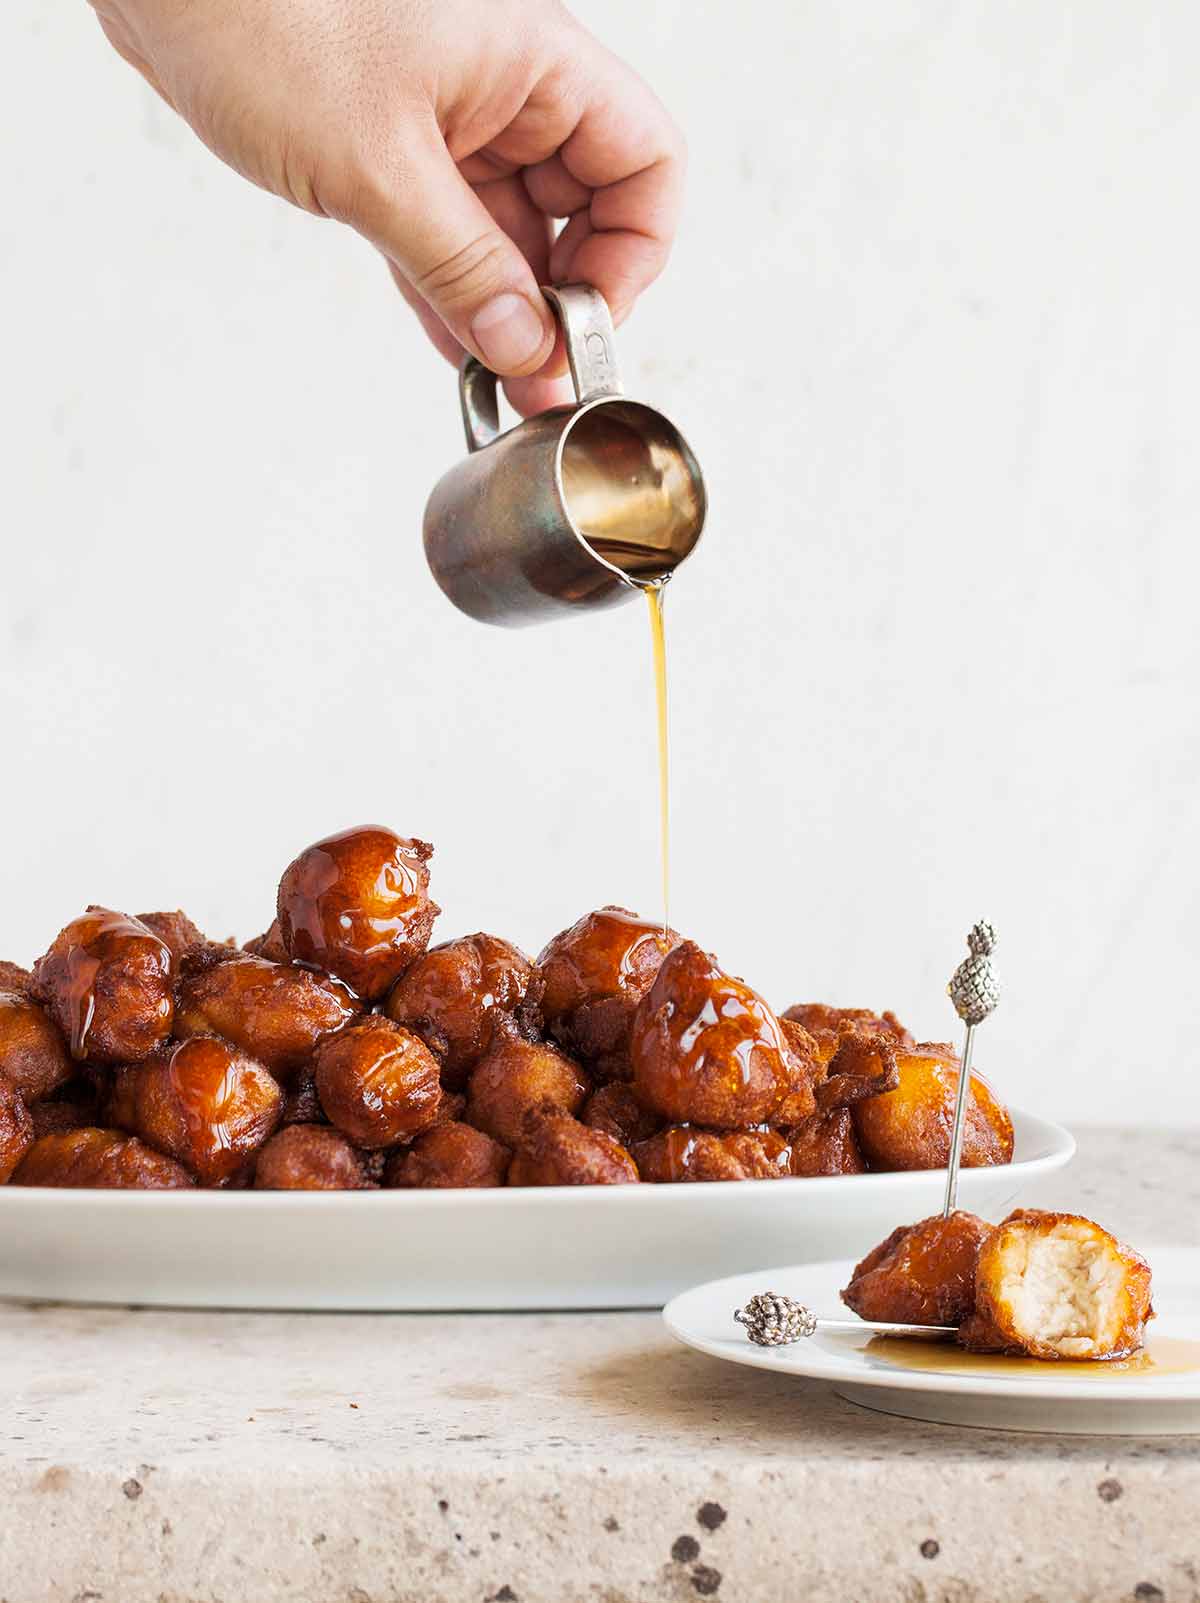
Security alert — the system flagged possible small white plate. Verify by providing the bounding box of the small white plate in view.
[663,1247,1200,1435]
[0,1107,1071,1310]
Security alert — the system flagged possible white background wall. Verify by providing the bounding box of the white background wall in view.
[3,3,1198,1127]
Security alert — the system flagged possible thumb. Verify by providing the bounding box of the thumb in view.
[351,129,556,377]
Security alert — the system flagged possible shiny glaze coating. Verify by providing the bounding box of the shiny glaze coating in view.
[960,1209,1155,1360]
[508,1109,639,1186]
[784,1107,866,1175]
[108,1034,283,1185]
[632,1125,791,1183]
[277,826,439,1000]
[0,990,73,1102]
[465,1018,590,1148]
[313,1015,442,1149]
[175,953,358,1081]
[0,1074,34,1182]
[853,1043,1014,1171]
[388,1121,511,1189]
[582,1082,662,1146]
[32,908,174,1063]
[537,906,680,1075]
[12,1127,195,1188]
[841,1210,991,1325]
[384,932,542,1088]
[629,941,802,1128]
[253,1123,372,1189]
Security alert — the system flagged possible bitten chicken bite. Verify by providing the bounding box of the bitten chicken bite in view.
[959,1209,1154,1361]
[465,1018,590,1147]
[175,953,358,1081]
[13,1127,195,1188]
[853,1044,1014,1171]
[841,1211,991,1326]
[0,1074,34,1181]
[537,906,680,1077]
[582,1082,662,1146]
[630,942,809,1128]
[313,1015,442,1149]
[253,1124,372,1189]
[32,908,174,1062]
[785,1108,867,1175]
[387,1121,511,1189]
[0,989,73,1102]
[384,933,542,1088]
[507,1108,639,1186]
[276,825,439,1000]
[632,1126,791,1182]
[108,1035,283,1185]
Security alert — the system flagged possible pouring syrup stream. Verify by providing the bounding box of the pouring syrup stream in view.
[645,580,670,937]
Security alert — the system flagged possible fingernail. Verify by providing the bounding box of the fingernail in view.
[471,293,548,371]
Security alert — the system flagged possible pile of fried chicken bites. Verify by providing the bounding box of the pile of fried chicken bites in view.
[841,1207,1155,1361]
[0,824,1016,1193]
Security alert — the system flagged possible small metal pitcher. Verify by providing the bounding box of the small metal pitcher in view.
[423,285,706,626]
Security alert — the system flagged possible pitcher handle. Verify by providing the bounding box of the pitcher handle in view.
[457,283,623,452]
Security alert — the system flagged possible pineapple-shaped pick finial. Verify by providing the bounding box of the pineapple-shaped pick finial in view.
[948,920,1000,1026]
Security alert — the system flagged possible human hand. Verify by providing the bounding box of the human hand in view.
[90,0,685,414]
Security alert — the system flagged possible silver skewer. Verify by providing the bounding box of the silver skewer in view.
[943,920,1001,1216]
[733,1294,954,1345]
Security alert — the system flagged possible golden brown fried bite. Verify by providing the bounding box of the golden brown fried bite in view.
[175,953,358,1081]
[276,826,439,1000]
[508,1108,638,1186]
[814,1028,901,1113]
[384,933,542,1088]
[32,908,174,1063]
[0,990,73,1102]
[582,1082,662,1146]
[959,1210,1154,1361]
[465,1018,590,1148]
[841,1211,991,1326]
[537,906,680,1076]
[253,1124,372,1190]
[0,1074,34,1181]
[783,1003,913,1048]
[313,1015,442,1149]
[387,1121,510,1189]
[0,961,32,994]
[785,1108,867,1175]
[108,1035,283,1185]
[13,1127,194,1188]
[632,1126,789,1183]
[853,1044,1014,1172]
[630,942,807,1129]
[135,910,213,965]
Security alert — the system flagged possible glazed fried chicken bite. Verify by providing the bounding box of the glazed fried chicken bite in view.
[508,1107,638,1186]
[841,1211,991,1327]
[537,906,680,1077]
[387,1121,511,1189]
[384,933,543,1089]
[108,1035,283,1185]
[0,1074,34,1182]
[175,953,358,1081]
[32,908,174,1063]
[959,1210,1154,1361]
[314,1015,442,1149]
[582,1082,662,1146]
[785,1108,867,1176]
[253,1124,373,1190]
[276,826,439,1000]
[12,1127,194,1188]
[630,942,808,1128]
[814,1028,901,1113]
[0,989,73,1102]
[632,1126,791,1183]
[783,1003,913,1048]
[0,960,32,994]
[853,1043,1014,1171]
[465,1018,590,1148]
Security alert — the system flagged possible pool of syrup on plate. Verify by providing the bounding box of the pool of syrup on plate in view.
[863,1334,1200,1380]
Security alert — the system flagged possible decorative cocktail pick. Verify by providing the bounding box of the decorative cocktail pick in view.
[943,920,1001,1217]
[733,1291,954,1346]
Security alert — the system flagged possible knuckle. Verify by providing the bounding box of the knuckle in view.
[416,233,514,308]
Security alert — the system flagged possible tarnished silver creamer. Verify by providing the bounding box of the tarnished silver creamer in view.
[423,285,707,626]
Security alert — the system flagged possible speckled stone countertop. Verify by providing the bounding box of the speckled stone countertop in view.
[2,1126,1197,1603]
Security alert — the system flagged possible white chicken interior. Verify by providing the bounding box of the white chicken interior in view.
[995,1222,1126,1356]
